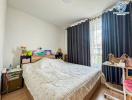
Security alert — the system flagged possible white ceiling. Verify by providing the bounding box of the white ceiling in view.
[8,0,118,28]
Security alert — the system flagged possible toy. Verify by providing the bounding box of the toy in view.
[55,48,63,59]
[108,53,130,65]
[20,46,27,56]
[27,50,33,56]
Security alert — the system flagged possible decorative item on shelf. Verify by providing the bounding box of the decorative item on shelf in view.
[108,53,122,64]
[55,48,63,59]
[20,46,33,56]
[120,54,129,62]
[108,53,129,65]
[121,54,132,68]
[20,46,27,56]
[27,50,33,56]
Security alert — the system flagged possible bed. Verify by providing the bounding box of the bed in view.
[22,58,101,100]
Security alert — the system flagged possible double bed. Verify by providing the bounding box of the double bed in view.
[22,58,101,100]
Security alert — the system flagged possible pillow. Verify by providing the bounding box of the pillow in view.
[44,50,52,55]
[33,50,46,56]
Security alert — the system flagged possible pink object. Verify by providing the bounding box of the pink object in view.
[124,80,132,92]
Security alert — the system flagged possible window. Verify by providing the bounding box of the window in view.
[90,17,102,66]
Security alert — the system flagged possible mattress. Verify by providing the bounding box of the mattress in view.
[22,58,101,100]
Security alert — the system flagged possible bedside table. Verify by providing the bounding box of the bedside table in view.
[1,68,23,94]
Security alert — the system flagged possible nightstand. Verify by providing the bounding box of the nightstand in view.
[1,67,23,94]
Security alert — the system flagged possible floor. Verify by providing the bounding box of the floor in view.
[2,86,33,100]
[91,85,123,100]
[1,85,131,100]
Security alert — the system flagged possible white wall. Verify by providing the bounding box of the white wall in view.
[0,0,6,69]
[62,29,67,54]
[0,0,7,99]
[4,7,65,67]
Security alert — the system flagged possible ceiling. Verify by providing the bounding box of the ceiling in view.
[8,0,118,28]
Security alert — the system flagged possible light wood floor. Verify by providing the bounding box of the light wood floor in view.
[2,85,131,100]
[2,86,33,100]
[91,85,123,100]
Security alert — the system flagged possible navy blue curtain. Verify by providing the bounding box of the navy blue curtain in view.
[67,20,90,66]
[102,2,132,84]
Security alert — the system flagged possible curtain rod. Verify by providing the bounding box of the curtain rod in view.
[68,14,101,28]
[89,14,101,21]
[67,10,102,28]
[69,18,88,27]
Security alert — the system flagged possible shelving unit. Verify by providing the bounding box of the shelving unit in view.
[102,61,126,100]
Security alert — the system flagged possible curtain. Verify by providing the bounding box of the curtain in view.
[102,1,132,84]
[90,17,102,66]
[67,20,90,66]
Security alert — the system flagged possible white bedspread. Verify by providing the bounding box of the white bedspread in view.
[22,58,101,100]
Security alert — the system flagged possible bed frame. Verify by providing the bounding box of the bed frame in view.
[84,78,101,100]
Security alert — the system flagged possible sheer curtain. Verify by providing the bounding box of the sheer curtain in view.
[90,17,102,67]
